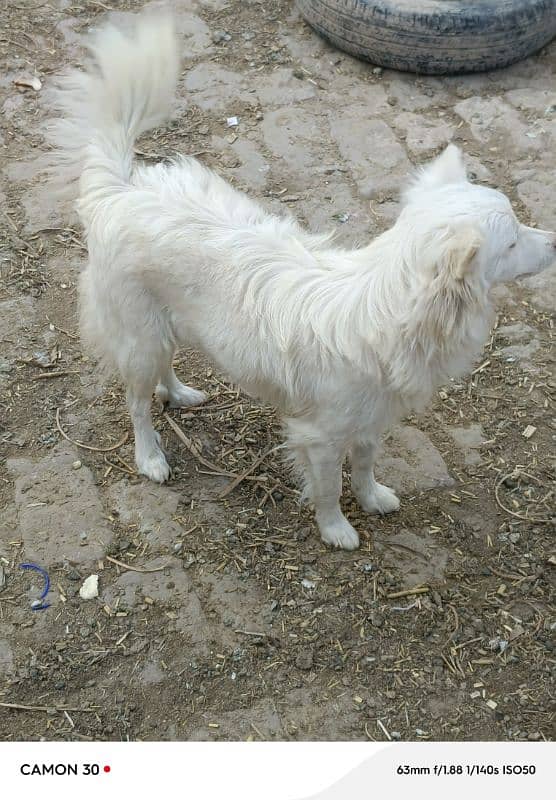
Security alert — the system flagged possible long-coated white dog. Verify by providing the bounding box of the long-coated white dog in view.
[50,13,556,549]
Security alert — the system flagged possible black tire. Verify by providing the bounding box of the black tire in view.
[296,0,556,75]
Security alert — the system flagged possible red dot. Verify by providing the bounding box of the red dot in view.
[103,766,111,773]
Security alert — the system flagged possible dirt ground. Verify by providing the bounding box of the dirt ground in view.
[1,0,555,742]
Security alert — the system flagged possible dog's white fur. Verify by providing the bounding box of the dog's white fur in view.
[49,13,556,549]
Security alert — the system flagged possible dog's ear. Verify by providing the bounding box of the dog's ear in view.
[416,224,483,342]
[437,224,483,282]
[405,145,468,204]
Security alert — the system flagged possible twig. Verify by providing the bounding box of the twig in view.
[33,371,77,380]
[250,722,265,739]
[376,719,392,741]
[471,359,490,375]
[63,710,75,728]
[220,445,282,498]
[0,702,97,713]
[56,407,128,453]
[387,585,429,600]
[494,472,552,523]
[90,0,114,10]
[489,565,534,583]
[105,555,171,574]
[103,454,137,477]
[164,412,235,477]
[454,636,484,651]
[1,210,39,257]
[364,722,376,741]
[391,601,418,612]
[444,603,459,647]
[440,653,458,675]
[234,629,267,637]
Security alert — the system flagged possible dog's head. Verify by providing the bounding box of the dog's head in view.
[402,145,556,287]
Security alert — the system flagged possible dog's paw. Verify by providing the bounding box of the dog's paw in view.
[156,382,207,409]
[358,482,400,515]
[137,448,171,483]
[169,385,207,408]
[319,517,360,550]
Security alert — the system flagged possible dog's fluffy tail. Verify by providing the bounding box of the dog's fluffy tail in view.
[47,13,179,229]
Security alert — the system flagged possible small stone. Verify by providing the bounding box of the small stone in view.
[372,67,383,76]
[54,680,65,690]
[33,350,50,367]
[391,731,401,740]
[220,153,240,168]
[522,425,536,439]
[295,527,311,542]
[455,86,472,99]
[368,611,384,627]
[295,648,314,671]
[183,553,196,569]
[72,460,82,470]
[211,30,230,44]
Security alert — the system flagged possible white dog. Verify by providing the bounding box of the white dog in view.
[49,13,556,550]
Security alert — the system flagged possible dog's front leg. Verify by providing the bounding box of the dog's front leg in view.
[305,442,359,550]
[351,441,399,515]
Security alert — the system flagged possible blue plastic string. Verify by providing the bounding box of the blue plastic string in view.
[19,563,51,611]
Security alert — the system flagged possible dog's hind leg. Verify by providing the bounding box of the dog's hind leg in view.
[350,441,399,515]
[155,359,207,409]
[120,347,171,483]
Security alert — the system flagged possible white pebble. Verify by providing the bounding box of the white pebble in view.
[79,574,99,600]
